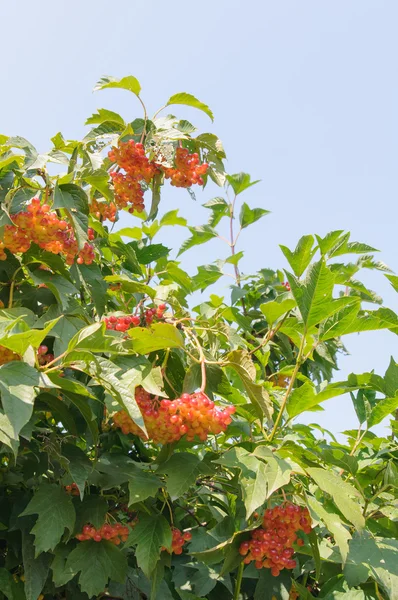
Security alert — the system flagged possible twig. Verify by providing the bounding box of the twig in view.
[268,332,306,441]
[233,561,244,600]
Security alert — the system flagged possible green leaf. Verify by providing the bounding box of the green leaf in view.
[307,468,365,531]
[166,92,213,121]
[53,183,89,250]
[62,444,92,499]
[128,323,184,354]
[260,298,296,325]
[21,484,75,554]
[135,243,170,264]
[22,532,51,600]
[74,495,108,531]
[0,317,59,355]
[104,274,155,298]
[111,239,142,274]
[344,532,398,599]
[178,225,217,256]
[62,391,100,443]
[51,543,76,588]
[254,567,291,600]
[159,453,210,499]
[368,396,398,427]
[85,108,125,126]
[308,529,321,580]
[307,495,351,564]
[66,356,144,435]
[315,230,345,256]
[217,447,291,518]
[28,269,79,311]
[383,357,398,397]
[85,169,113,201]
[76,263,108,316]
[286,381,347,418]
[94,74,141,96]
[287,260,349,329]
[239,203,270,229]
[192,264,224,291]
[128,514,171,577]
[280,235,316,277]
[128,470,162,505]
[0,362,40,451]
[225,350,273,420]
[0,568,17,600]
[319,301,361,341]
[167,263,193,293]
[160,209,187,228]
[65,539,127,597]
[226,173,260,195]
[386,274,398,294]
[203,197,229,226]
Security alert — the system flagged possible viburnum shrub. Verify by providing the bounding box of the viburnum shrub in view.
[0,75,397,600]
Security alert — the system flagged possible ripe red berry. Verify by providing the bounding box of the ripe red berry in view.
[113,388,236,444]
[162,147,208,188]
[238,504,312,576]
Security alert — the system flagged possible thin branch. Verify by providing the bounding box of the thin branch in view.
[268,332,306,441]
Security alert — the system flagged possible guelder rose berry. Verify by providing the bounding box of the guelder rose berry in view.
[105,140,159,216]
[0,345,20,366]
[76,522,130,545]
[239,504,312,576]
[0,198,94,265]
[162,528,192,555]
[113,387,236,444]
[162,147,208,188]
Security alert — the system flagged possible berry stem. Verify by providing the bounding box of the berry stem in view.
[229,194,241,286]
[40,350,68,370]
[233,561,244,600]
[138,96,148,144]
[268,332,306,441]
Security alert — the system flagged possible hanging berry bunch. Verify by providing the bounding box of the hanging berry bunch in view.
[107,140,159,214]
[64,483,80,496]
[162,528,192,555]
[76,523,130,545]
[37,345,54,366]
[239,504,312,577]
[104,314,141,332]
[89,198,118,223]
[0,199,94,265]
[163,147,208,188]
[104,304,167,331]
[0,345,20,366]
[144,303,167,325]
[113,388,236,444]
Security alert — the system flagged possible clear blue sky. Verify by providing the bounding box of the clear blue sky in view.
[2,1,397,435]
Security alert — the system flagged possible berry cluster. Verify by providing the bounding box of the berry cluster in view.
[108,141,159,215]
[113,388,235,444]
[0,199,94,265]
[239,504,312,577]
[104,314,141,332]
[110,172,146,214]
[163,148,208,187]
[76,523,130,544]
[0,345,20,366]
[282,281,291,291]
[144,303,166,325]
[104,304,167,332]
[109,141,158,182]
[89,198,117,222]
[65,483,80,496]
[162,528,192,555]
[37,345,54,366]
